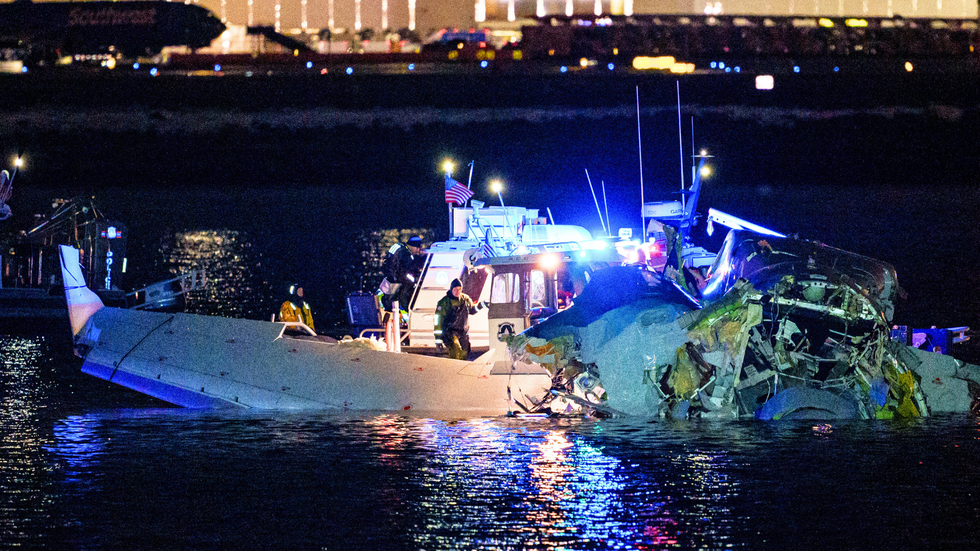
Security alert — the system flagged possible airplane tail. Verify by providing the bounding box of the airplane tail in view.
[59,245,104,336]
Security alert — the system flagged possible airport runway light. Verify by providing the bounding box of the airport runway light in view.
[490,180,505,206]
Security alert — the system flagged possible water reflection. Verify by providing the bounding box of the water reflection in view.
[156,229,265,319]
[151,227,436,334]
[0,335,65,548]
[352,416,738,549]
[45,415,105,488]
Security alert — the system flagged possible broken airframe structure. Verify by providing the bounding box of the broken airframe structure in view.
[504,207,980,420]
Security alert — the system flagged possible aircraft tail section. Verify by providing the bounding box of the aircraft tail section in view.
[59,245,104,336]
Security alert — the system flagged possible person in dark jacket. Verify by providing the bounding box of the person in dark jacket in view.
[434,278,486,360]
[379,235,424,313]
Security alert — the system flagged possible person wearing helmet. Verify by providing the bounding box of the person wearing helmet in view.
[434,278,486,360]
[279,283,315,331]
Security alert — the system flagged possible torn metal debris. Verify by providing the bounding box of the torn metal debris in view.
[506,232,980,420]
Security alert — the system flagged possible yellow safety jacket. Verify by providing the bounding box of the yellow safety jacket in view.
[279,300,315,331]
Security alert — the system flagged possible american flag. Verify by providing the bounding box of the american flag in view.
[445,175,474,206]
[480,239,496,258]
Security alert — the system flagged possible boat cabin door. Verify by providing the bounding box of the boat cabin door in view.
[486,264,558,370]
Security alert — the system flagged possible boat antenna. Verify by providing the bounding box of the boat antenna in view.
[636,86,645,239]
[676,81,685,213]
[601,179,610,237]
[547,207,555,225]
[691,116,696,186]
[585,169,607,235]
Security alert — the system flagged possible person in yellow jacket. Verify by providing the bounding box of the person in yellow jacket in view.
[279,283,315,331]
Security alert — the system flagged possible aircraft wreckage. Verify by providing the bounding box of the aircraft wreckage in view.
[506,224,980,420]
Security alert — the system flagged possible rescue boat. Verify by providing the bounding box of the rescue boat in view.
[57,200,631,413]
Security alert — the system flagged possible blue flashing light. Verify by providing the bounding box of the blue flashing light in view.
[834,66,840,72]
[793,66,800,73]
[560,66,568,73]
[21,66,27,73]
[214,64,221,72]
[346,67,353,75]
[581,240,609,251]
[710,61,717,68]
[306,61,313,69]
[480,60,488,68]
[132,62,140,70]
[719,62,726,69]
[607,62,614,70]
[725,67,731,73]
[150,68,158,76]
[734,66,741,73]
[408,63,415,70]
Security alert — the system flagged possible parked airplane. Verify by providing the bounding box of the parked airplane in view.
[0,0,226,60]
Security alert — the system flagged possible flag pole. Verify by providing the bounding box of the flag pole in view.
[466,160,474,189]
[636,86,645,240]
[446,174,453,238]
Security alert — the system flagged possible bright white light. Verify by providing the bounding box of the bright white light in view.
[539,253,561,272]
[476,0,486,22]
[536,0,545,17]
[756,75,775,90]
[703,1,723,14]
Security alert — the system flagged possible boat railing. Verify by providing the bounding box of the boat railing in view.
[127,269,207,310]
[278,321,317,337]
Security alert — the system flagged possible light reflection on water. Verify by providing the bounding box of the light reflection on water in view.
[0,335,56,547]
[4,329,980,548]
[151,226,435,334]
[0,388,977,549]
[155,229,263,319]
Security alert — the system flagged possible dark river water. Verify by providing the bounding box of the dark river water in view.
[3,333,980,550]
[2,70,980,548]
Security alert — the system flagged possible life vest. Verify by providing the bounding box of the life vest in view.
[279,300,315,331]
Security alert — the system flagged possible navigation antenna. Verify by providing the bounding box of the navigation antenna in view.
[676,81,686,213]
[635,86,645,238]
